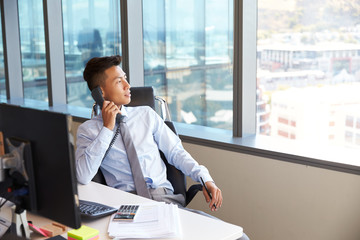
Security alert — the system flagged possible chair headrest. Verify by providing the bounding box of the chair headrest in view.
[126,86,155,110]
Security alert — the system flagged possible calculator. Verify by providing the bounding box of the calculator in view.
[113,205,139,221]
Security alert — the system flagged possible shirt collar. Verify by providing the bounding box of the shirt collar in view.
[94,105,129,120]
[120,105,128,118]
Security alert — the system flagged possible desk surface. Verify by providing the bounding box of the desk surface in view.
[1,182,243,240]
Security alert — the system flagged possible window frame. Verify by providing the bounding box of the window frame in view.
[1,0,359,176]
[1,0,23,99]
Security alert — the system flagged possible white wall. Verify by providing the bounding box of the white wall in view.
[183,142,360,240]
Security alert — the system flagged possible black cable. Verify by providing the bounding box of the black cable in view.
[0,197,9,209]
[102,124,120,162]
[0,196,5,207]
[0,191,14,209]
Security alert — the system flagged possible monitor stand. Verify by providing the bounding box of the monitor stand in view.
[0,138,34,239]
[11,205,30,239]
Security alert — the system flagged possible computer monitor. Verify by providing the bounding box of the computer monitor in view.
[0,103,81,229]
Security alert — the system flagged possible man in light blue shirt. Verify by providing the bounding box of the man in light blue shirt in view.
[76,55,251,240]
[76,55,222,212]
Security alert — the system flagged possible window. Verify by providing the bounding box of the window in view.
[0,0,358,176]
[143,0,233,130]
[356,134,360,145]
[278,117,288,125]
[346,116,354,128]
[18,0,47,101]
[257,0,360,150]
[345,131,353,143]
[62,0,122,108]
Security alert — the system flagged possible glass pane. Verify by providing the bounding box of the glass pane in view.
[143,0,233,130]
[165,0,201,68]
[143,0,165,71]
[257,0,360,150]
[63,0,122,108]
[18,0,48,101]
[0,5,5,97]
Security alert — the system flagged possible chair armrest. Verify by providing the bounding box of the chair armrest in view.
[185,184,203,206]
[155,96,171,121]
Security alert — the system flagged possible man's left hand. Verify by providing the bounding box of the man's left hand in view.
[202,181,222,211]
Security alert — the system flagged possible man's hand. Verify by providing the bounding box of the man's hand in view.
[102,101,121,130]
[202,181,223,211]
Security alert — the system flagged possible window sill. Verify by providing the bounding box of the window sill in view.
[174,122,360,176]
[2,97,359,176]
[0,97,92,122]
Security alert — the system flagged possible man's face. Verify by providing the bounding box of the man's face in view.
[101,65,131,107]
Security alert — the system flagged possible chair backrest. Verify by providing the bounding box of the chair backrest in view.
[92,86,187,198]
[126,86,155,109]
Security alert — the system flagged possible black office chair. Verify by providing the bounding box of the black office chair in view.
[91,86,202,206]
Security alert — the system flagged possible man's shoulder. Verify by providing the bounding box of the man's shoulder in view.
[78,116,102,131]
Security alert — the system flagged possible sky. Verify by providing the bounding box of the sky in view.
[258,0,296,11]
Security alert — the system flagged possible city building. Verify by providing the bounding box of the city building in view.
[259,43,360,75]
[270,83,360,149]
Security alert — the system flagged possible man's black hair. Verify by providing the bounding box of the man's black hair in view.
[83,55,122,91]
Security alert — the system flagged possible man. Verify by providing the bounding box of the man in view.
[76,55,222,210]
[76,55,250,240]
[76,55,223,211]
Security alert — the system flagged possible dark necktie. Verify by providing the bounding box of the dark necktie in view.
[119,117,151,199]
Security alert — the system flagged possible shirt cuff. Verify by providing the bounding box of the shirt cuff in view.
[198,174,214,185]
[98,126,115,146]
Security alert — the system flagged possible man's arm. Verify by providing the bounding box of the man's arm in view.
[151,110,223,210]
[75,122,113,184]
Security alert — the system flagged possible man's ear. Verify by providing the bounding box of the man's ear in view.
[100,86,106,99]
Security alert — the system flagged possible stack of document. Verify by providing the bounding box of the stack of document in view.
[108,202,182,239]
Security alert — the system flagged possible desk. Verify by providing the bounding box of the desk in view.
[1,182,243,239]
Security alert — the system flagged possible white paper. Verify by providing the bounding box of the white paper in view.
[133,204,159,223]
[108,202,181,239]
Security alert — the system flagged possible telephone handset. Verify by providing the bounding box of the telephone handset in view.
[91,86,122,123]
[91,86,121,161]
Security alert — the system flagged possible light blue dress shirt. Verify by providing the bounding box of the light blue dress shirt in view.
[76,106,213,193]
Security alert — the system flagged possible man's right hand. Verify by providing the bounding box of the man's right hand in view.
[102,101,121,130]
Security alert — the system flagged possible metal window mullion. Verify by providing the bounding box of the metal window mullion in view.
[125,0,144,87]
[162,0,168,95]
[233,0,257,137]
[233,0,242,137]
[43,0,67,106]
[1,0,23,100]
[120,0,129,78]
